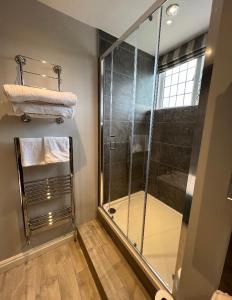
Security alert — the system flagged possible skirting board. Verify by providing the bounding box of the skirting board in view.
[0,232,74,274]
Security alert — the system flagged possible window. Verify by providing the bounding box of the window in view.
[157,56,204,109]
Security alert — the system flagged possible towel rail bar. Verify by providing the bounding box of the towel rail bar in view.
[14,136,77,245]
[15,54,64,124]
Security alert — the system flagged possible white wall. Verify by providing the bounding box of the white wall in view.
[0,0,98,260]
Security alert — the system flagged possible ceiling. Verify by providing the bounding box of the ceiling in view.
[38,0,213,54]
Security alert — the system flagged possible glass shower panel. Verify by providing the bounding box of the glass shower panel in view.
[142,0,206,291]
[127,8,161,251]
[103,31,137,237]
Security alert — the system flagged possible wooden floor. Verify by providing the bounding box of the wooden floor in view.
[79,219,151,300]
[0,240,100,300]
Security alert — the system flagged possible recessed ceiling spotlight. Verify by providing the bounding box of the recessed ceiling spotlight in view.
[166,4,180,17]
[166,20,173,25]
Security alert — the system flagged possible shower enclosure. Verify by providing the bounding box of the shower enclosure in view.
[99,0,212,294]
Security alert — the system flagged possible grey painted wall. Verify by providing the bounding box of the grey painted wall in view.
[0,0,98,260]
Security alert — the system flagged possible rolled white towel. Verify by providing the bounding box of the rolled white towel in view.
[12,103,74,119]
[44,137,70,164]
[19,138,45,167]
[3,84,77,107]
[211,291,232,300]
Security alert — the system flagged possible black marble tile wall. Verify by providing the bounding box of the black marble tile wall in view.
[148,106,198,213]
[99,30,154,204]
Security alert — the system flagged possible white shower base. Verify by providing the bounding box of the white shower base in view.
[103,191,182,290]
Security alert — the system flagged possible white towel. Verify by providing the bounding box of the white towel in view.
[44,137,69,164]
[3,84,77,107]
[19,138,45,167]
[12,103,74,119]
[211,291,232,300]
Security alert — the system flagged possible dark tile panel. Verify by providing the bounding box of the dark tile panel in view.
[103,142,129,165]
[152,122,195,147]
[110,161,129,201]
[103,69,111,120]
[137,49,155,63]
[156,171,188,192]
[110,72,134,121]
[130,178,144,194]
[131,156,146,180]
[113,46,135,78]
[136,52,154,106]
[154,106,198,123]
[156,180,186,214]
[151,142,192,172]
[99,30,117,45]
[103,120,131,144]
[99,38,113,59]
[134,121,148,135]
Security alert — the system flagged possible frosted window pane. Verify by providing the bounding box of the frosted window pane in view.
[177,83,185,95]
[187,68,195,81]
[170,85,177,96]
[179,71,187,83]
[166,69,172,76]
[164,87,170,97]
[169,96,176,107]
[188,59,197,68]
[185,81,194,93]
[176,95,184,106]
[172,65,180,74]
[180,62,188,71]
[171,73,179,85]
[163,98,169,108]
[165,76,171,87]
[158,57,201,109]
[184,93,192,105]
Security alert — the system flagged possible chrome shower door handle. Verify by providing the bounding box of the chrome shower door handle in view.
[109,135,116,150]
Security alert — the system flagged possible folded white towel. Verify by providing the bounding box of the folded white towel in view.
[19,138,45,167]
[211,291,232,300]
[12,103,74,119]
[3,84,77,107]
[44,137,69,164]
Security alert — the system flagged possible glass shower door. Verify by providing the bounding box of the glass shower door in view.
[127,8,162,251]
[103,32,138,237]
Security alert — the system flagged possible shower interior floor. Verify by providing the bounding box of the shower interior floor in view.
[103,191,183,290]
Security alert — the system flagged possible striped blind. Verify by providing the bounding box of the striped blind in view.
[158,32,207,72]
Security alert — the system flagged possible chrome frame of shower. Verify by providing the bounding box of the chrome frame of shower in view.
[98,0,216,296]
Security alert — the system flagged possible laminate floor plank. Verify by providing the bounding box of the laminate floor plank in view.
[0,240,100,300]
[79,219,151,300]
